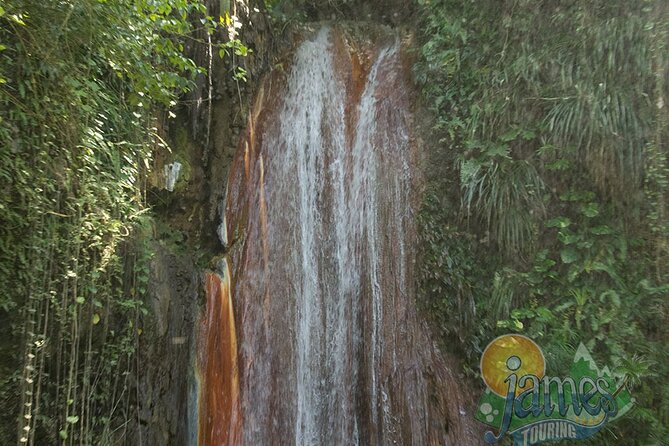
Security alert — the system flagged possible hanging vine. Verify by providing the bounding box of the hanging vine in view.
[0,0,248,443]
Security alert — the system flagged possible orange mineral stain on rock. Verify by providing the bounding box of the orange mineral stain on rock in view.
[198,267,241,446]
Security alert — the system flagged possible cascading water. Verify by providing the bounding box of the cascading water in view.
[198,25,478,446]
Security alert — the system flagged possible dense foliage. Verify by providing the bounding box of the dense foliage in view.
[0,0,248,443]
[416,1,669,444]
[2,0,667,444]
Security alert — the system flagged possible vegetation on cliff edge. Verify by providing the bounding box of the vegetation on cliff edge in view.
[0,0,248,443]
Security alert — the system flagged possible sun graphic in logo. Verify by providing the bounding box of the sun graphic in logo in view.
[480,334,546,397]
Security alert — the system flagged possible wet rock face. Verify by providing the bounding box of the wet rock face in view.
[198,269,242,446]
[198,25,480,446]
[138,244,200,445]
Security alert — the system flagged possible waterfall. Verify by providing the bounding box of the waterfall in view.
[199,25,478,446]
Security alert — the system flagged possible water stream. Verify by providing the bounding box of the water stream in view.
[198,25,476,446]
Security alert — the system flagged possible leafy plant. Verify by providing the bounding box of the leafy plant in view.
[416,1,669,443]
[460,150,545,256]
[0,0,248,443]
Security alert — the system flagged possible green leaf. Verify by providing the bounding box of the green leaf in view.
[234,44,250,57]
[500,128,520,142]
[59,430,68,440]
[567,264,582,282]
[554,301,574,312]
[576,240,593,249]
[9,14,26,25]
[536,306,553,322]
[546,216,571,228]
[66,415,79,424]
[590,225,613,235]
[75,296,85,304]
[580,202,599,217]
[520,129,536,140]
[558,231,580,245]
[234,67,247,81]
[560,247,579,264]
[546,159,570,171]
[534,256,556,272]
[591,262,624,287]
[485,143,510,158]
[599,290,621,307]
